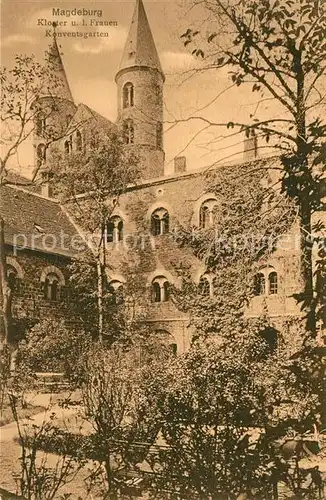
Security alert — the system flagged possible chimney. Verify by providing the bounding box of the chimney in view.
[174,156,187,174]
[244,131,258,162]
[41,181,53,198]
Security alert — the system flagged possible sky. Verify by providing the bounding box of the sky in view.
[1,0,283,177]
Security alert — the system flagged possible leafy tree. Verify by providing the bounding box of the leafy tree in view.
[0,48,81,347]
[48,130,140,342]
[16,318,92,385]
[180,0,326,337]
[146,340,324,499]
[80,342,169,498]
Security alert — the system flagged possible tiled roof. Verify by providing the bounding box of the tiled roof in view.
[4,171,42,194]
[117,0,164,78]
[1,185,81,258]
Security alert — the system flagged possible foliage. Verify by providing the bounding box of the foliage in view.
[16,318,92,383]
[174,159,296,339]
[145,340,324,499]
[9,393,85,500]
[79,341,172,497]
[181,0,326,337]
[47,130,140,342]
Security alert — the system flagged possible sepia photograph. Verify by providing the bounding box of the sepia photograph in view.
[0,0,325,498]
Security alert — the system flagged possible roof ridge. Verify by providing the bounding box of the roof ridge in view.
[6,184,60,203]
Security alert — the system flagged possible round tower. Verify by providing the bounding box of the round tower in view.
[33,32,76,184]
[115,0,165,180]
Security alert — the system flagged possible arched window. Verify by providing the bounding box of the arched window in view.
[36,116,46,136]
[123,82,134,108]
[156,122,163,149]
[199,199,217,228]
[66,114,72,126]
[76,130,83,151]
[7,266,19,292]
[199,274,211,296]
[268,272,278,295]
[151,208,169,236]
[36,144,46,168]
[260,327,278,354]
[109,280,124,305]
[123,120,134,145]
[43,273,60,301]
[64,138,72,154]
[254,273,265,296]
[151,276,170,303]
[105,216,123,243]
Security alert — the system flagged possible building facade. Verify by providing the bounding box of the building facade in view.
[3,0,325,351]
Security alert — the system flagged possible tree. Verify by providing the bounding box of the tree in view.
[47,129,140,343]
[179,0,325,337]
[80,342,167,498]
[145,340,324,499]
[0,48,81,348]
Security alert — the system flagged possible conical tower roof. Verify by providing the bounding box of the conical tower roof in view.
[44,33,74,101]
[117,0,164,79]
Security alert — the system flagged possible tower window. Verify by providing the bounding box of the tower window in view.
[123,82,134,108]
[268,272,278,295]
[36,116,46,136]
[36,144,46,168]
[123,120,134,145]
[156,122,163,149]
[254,273,265,296]
[151,276,170,303]
[105,216,123,243]
[7,266,19,293]
[76,130,83,151]
[44,273,60,301]
[64,136,73,154]
[151,208,169,236]
[199,273,215,298]
[199,198,218,229]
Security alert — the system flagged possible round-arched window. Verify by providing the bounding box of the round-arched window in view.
[199,199,218,228]
[151,276,170,303]
[123,82,134,108]
[151,208,169,236]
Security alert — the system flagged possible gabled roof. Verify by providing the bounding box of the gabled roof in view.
[117,0,164,79]
[69,103,113,132]
[1,185,80,258]
[4,171,42,194]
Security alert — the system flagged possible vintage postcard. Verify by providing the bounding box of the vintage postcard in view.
[1,0,325,498]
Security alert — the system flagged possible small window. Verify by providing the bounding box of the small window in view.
[66,114,72,126]
[44,273,60,301]
[151,276,170,303]
[169,343,178,355]
[156,122,163,149]
[123,82,134,108]
[36,116,46,136]
[105,216,123,243]
[109,280,124,305]
[199,199,217,229]
[199,275,210,296]
[151,208,169,236]
[123,120,134,145]
[36,144,46,168]
[7,266,19,292]
[64,138,72,154]
[152,281,161,303]
[269,272,278,295]
[254,273,265,296]
[76,130,83,151]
